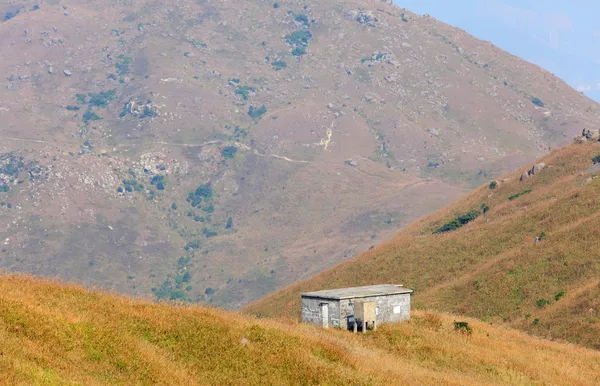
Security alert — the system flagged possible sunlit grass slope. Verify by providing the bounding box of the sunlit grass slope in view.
[246,140,600,349]
[1,274,600,385]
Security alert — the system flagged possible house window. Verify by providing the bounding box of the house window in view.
[393,305,401,314]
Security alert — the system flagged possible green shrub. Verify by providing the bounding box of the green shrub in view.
[592,154,600,164]
[554,290,566,301]
[489,181,497,189]
[292,46,307,56]
[4,9,20,21]
[205,287,216,296]
[66,105,80,111]
[191,40,206,48]
[285,30,312,47]
[226,216,233,229]
[434,210,481,234]
[221,146,238,159]
[195,184,212,198]
[171,203,177,210]
[536,298,551,308]
[203,228,217,238]
[294,14,310,26]
[235,86,256,101]
[453,321,472,335]
[184,240,201,251]
[480,203,489,214]
[532,318,541,325]
[272,60,287,71]
[531,97,545,107]
[75,94,87,104]
[140,105,157,118]
[83,110,102,124]
[87,89,116,107]
[177,256,191,266]
[115,55,132,75]
[509,189,532,201]
[187,184,213,207]
[248,105,267,119]
[150,175,166,190]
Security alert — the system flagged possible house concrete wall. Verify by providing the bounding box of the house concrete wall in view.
[301,297,341,328]
[302,293,411,330]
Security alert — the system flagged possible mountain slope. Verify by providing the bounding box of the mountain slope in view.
[246,139,600,349]
[1,273,600,385]
[2,0,600,308]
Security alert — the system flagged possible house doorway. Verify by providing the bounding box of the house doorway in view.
[321,303,329,328]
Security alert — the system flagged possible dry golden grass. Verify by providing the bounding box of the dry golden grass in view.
[1,273,600,385]
[246,141,600,349]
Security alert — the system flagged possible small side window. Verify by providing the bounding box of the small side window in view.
[393,305,401,314]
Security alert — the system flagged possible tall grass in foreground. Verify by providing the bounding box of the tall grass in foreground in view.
[1,274,600,385]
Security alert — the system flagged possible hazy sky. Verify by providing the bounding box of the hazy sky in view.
[396,0,600,101]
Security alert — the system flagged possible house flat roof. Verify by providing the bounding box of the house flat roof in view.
[301,284,412,300]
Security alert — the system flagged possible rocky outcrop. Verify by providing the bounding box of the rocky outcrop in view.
[582,128,600,140]
[521,163,546,181]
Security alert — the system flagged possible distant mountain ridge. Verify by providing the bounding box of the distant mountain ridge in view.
[1,0,599,308]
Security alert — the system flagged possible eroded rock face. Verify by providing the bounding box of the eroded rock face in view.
[531,163,545,175]
[520,171,530,182]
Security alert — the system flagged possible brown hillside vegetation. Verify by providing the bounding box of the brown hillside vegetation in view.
[1,274,600,385]
[2,0,600,308]
[246,139,600,349]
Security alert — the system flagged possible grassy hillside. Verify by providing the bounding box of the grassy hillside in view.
[1,274,600,385]
[246,139,600,349]
[2,0,600,308]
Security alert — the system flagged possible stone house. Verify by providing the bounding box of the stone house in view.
[301,284,412,330]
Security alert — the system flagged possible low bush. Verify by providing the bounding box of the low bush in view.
[4,9,20,21]
[453,321,472,335]
[536,298,551,308]
[221,146,238,159]
[272,60,287,71]
[184,240,201,251]
[150,175,166,190]
[285,30,312,47]
[87,89,116,107]
[83,110,102,124]
[509,189,532,201]
[235,86,256,101]
[433,210,481,234]
[187,184,213,207]
[531,97,545,107]
[248,105,267,119]
[294,14,309,26]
